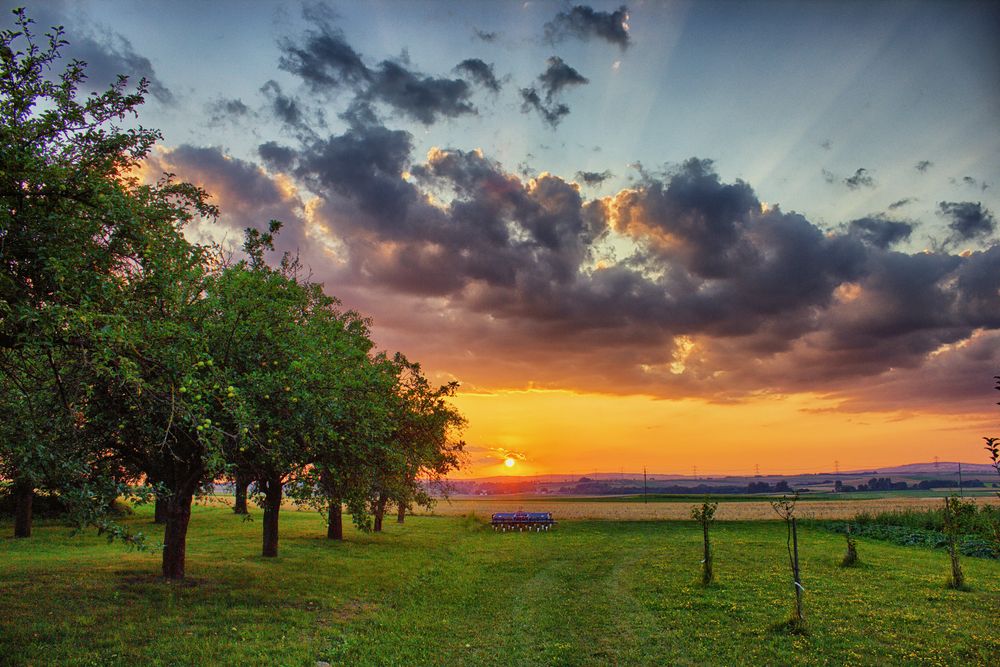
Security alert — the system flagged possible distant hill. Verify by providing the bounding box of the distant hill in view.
[845,462,995,475]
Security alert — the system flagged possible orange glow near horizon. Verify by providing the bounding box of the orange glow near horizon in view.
[449,388,992,479]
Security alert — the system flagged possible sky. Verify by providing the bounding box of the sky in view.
[11,0,1000,477]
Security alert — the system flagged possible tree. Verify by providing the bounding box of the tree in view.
[982,374,998,556]
[840,523,859,567]
[204,228,376,557]
[941,495,971,590]
[770,493,805,632]
[366,354,465,532]
[691,500,718,585]
[0,9,225,574]
[288,351,397,540]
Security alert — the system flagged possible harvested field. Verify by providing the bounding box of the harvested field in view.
[415,495,1000,521]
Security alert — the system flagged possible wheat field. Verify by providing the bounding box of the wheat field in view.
[414,495,1000,521]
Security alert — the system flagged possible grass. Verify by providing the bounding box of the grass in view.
[2,505,999,666]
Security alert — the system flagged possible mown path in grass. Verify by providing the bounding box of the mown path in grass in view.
[1,506,998,665]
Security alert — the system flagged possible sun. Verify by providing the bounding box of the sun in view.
[504,457,516,468]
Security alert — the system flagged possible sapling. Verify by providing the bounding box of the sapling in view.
[771,493,805,631]
[691,500,718,585]
[985,435,1000,557]
[840,522,859,567]
[942,495,967,590]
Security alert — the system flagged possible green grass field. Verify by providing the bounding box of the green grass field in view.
[1,505,998,666]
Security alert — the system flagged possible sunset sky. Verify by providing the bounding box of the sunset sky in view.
[16,1,1000,476]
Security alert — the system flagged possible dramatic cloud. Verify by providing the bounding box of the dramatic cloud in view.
[537,56,589,100]
[576,170,613,186]
[520,57,589,127]
[456,58,502,93]
[277,11,480,126]
[363,61,475,125]
[887,198,914,210]
[846,216,914,249]
[242,124,1000,412]
[147,145,309,260]
[205,97,252,126]
[544,4,630,50]
[939,201,996,243]
[277,7,370,90]
[260,80,312,133]
[520,87,571,127]
[0,2,172,103]
[844,168,875,190]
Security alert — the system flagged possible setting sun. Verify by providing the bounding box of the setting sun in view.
[504,457,516,468]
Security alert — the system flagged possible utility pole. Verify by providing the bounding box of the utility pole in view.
[934,456,939,471]
[643,467,648,504]
[692,465,698,479]
[835,460,840,475]
[958,461,964,498]
[755,463,760,477]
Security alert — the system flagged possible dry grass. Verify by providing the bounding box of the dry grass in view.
[191,492,1000,521]
[415,495,1000,521]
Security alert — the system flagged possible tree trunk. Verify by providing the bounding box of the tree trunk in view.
[397,503,406,524]
[262,476,282,557]
[233,474,249,515]
[327,497,343,540]
[153,494,167,524]
[373,492,387,532]
[162,490,194,579]
[13,478,33,538]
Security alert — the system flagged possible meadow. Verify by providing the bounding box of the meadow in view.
[2,503,998,666]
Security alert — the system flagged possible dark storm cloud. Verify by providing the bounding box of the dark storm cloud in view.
[844,168,875,190]
[473,28,498,43]
[277,8,370,90]
[363,61,476,125]
[544,4,631,50]
[205,97,252,126]
[68,31,173,104]
[292,124,417,225]
[939,201,996,242]
[887,198,914,210]
[0,1,172,103]
[520,87,570,127]
[537,57,589,101]
[233,101,1000,410]
[257,141,297,172]
[576,170,613,186]
[520,57,589,127]
[260,80,309,131]
[915,160,933,173]
[276,12,481,126]
[456,59,501,93]
[846,216,913,248]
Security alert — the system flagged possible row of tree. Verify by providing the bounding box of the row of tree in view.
[0,10,465,579]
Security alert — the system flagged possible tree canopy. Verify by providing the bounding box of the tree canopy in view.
[0,9,465,579]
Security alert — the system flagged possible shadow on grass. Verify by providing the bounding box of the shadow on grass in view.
[770,617,808,636]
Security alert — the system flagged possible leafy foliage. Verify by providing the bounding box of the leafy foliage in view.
[0,8,466,578]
